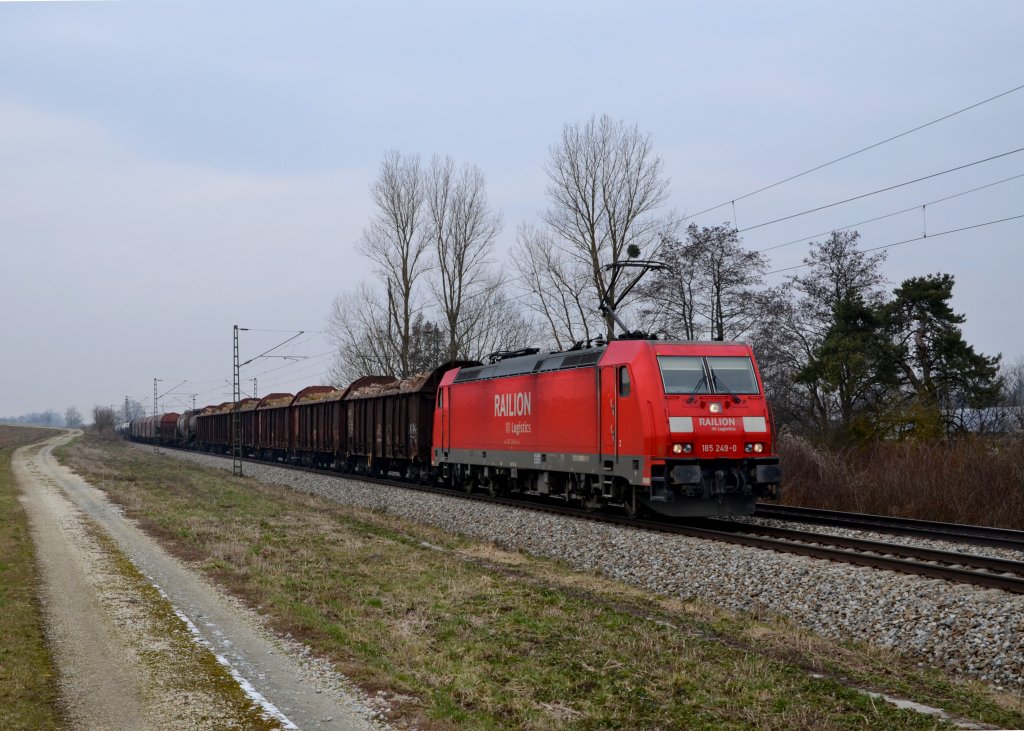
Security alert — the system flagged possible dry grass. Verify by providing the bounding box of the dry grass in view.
[777,433,1024,529]
[0,426,63,730]
[57,434,1024,730]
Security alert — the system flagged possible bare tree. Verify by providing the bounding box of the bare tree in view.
[640,224,767,341]
[327,280,533,381]
[456,273,539,360]
[996,357,1024,432]
[543,114,675,339]
[92,405,117,434]
[120,398,146,423]
[696,225,767,341]
[326,283,401,385]
[511,223,599,350]
[748,287,814,425]
[64,406,83,427]
[425,156,503,360]
[792,230,888,337]
[406,313,448,374]
[637,235,700,340]
[358,150,429,377]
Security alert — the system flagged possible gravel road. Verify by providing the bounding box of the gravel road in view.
[15,431,390,731]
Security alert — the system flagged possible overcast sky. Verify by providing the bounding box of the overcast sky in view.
[1,0,1021,419]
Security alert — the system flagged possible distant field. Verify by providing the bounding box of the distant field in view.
[0,425,55,450]
[56,433,1024,730]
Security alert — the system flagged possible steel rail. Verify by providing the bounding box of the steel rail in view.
[705,520,1024,578]
[415,490,1024,595]
[755,504,1024,551]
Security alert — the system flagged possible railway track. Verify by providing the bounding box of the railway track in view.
[468,496,1024,595]
[755,504,1024,552]
[156,445,1024,595]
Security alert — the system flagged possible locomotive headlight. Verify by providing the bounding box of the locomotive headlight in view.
[672,443,693,455]
[753,442,764,454]
[683,443,693,454]
[672,443,683,454]
[709,402,723,414]
[745,442,765,454]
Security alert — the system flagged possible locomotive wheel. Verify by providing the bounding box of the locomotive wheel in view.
[485,476,506,498]
[577,477,601,512]
[457,469,475,494]
[621,485,643,519]
[580,492,602,513]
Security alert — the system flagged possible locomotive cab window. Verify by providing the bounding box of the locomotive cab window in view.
[658,356,708,395]
[618,366,631,397]
[437,390,443,408]
[659,355,760,395]
[707,356,759,394]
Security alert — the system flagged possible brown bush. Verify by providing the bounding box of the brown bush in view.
[775,432,1024,529]
[91,406,118,435]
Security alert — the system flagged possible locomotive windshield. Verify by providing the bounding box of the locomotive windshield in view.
[707,356,759,394]
[657,356,709,394]
[658,355,760,395]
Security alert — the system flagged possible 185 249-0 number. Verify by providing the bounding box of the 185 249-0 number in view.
[701,443,737,454]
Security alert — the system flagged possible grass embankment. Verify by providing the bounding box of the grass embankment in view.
[778,434,1024,529]
[0,425,64,730]
[60,434,1024,730]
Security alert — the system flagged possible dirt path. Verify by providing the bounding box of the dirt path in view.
[14,431,385,731]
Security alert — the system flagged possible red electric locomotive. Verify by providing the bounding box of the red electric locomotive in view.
[433,340,780,517]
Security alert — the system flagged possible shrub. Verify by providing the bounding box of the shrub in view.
[775,433,1024,529]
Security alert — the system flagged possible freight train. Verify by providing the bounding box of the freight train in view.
[128,339,781,518]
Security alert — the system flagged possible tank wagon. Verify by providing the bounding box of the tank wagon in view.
[175,409,201,448]
[129,340,780,518]
[158,412,180,445]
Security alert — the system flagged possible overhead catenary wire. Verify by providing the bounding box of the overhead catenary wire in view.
[239,330,305,367]
[150,331,328,394]
[175,333,333,404]
[756,171,1024,253]
[682,83,1024,223]
[190,351,335,403]
[763,213,1024,276]
[737,146,1024,234]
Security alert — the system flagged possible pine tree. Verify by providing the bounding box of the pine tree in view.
[886,273,1001,434]
[795,294,900,440]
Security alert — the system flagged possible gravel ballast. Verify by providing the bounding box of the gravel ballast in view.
[156,447,1024,691]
